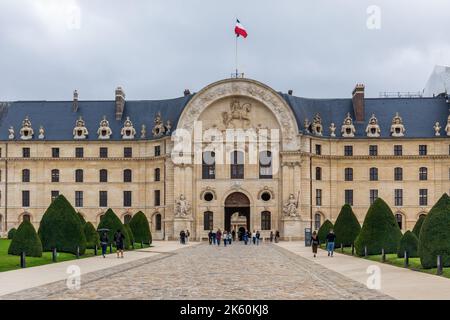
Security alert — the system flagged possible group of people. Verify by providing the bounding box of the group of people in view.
[207,229,281,246]
[99,229,126,259]
[310,229,336,258]
[208,229,233,246]
[179,230,190,244]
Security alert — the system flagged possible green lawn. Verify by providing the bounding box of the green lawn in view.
[319,244,450,279]
[0,239,151,273]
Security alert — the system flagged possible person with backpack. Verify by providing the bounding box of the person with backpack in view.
[100,231,109,258]
[208,230,213,245]
[311,231,320,258]
[179,230,186,244]
[216,229,222,246]
[113,229,126,258]
[256,230,261,245]
[326,229,336,257]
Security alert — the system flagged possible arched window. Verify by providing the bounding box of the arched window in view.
[51,169,60,182]
[314,213,322,231]
[22,169,30,183]
[394,167,403,181]
[154,168,161,182]
[203,211,213,230]
[315,167,322,181]
[261,211,271,230]
[124,214,132,224]
[202,151,215,179]
[395,213,403,229]
[75,169,84,183]
[123,169,132,182]
[22,214,31,222]
[369,167,378,181]
[99,169,108,182]
[344,168,353,181]
[155,213,162,231]
[419,167,428,181]
[259,151,272,179]
[230,151,244,179]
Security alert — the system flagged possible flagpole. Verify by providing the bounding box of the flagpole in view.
[235,34,238,77]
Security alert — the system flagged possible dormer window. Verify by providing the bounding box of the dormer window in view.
[20,116,34,140]
[73,117,88,140]
[341,113,356,138]
[390,112,406,137]
[121,117,136,140]
[97,116,112,140]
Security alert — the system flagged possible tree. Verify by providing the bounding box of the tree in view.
[333,204,361,247]
[8,220,43,257]
[97,209,130,249]
[7,228,17,240]
[397,231,419,258]
[124,224,135,247]
[354,198,402,256]
[412,215,426,238]
[419,193,450,268]
[84,222,100,249]
[129,211,152,245]
[317,220,334,244]
[77,212,87,226]
[38,195,86,255]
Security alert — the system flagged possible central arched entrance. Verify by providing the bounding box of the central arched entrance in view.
[224,192,250,235]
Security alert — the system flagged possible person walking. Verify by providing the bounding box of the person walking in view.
[212,231,217,245]
[227,232,232,245]
[223,231,228,247]
[186,230,190,244]
[269,231,274,243]
[326,229,336,257]
[275,230,280,243]
[208,230,213,245]
[216,229,222,246]
[100,231,109,258]
[113,229,126,259]
[252,230,257,245]
[231,229,236,242]
[256,230,261,245]
[243,229,249,245]
[311,231,319,258]
[180,230,186,245]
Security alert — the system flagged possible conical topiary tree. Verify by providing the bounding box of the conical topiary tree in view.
[7,228,17,240]
[38,194,86,255]
[412,215,426,238]
[77,212,87,226]
[124,224,135,247]
[84,222,100,249]
[333,204,361,247]
[317,220,334,244]
[97,209,130,249]
[354,198,402,256]
[8,220,43,257]
[419,193,450,268]
[397,231,419,258]
[129,211,152,244]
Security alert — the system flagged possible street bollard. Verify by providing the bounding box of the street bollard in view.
[381,248,386,262]
[76,246,80,259]
[94,245,98,256]
[364,246,368,257]
[20,252,26,268]
[52,248,57,262]
[437,255,443,276]
[404,251,409,267]
[351,243,355,256]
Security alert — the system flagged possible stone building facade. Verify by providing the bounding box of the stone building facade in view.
[0,78,449,240]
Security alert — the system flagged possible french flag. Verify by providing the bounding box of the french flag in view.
[235,19,248,38]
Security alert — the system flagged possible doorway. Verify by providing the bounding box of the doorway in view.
[224,192,250,233]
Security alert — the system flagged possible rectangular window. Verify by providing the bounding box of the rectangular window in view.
[315,189,322,206]
[154,145,161,157]
[124,191,132,207]
[154,190,161,206]
[99,191,108,207]
[369,189,378,205]
[344,145,353,156]
[75,191,83,207]
[419,145,427,156]
[369,168,378,181]
[344,168,353,181]
[394,168,403,181]
[395,189,403,206]
[261,212,271,230]
[419,189,428,206]
[22,190,30,207]
[203,212,213,231]
[99,147,108,158]
[124,147,132,158]
[344,190,353,206]
[315,144,322,155]
[75,147,84,158]
[22,148,30,158]
[369,145,378,156]
[394,145,403,156]
[51,190,59,202]
[52,148,60,158]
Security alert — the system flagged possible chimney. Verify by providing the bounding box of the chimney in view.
[115,86,125,120]
[72,90,79,112]
[288,90,293,96]
[352,84,365,122]
[184,89,191,96]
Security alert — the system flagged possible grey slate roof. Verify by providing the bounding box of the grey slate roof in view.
[0,91,448,141]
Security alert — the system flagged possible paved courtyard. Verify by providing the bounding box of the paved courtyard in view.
[3,241,389,300]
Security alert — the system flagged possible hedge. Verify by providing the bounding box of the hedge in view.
[38,195,86,255]
[7,228,17,240]
[124,224,135,247]
[412,215,426,238]
[97,209,130,249]
[419,193,450,268]
[8,220,43,257]
[129,211,152,244]
[77,212,87,226]
[317,220,334,244]
[397,231,419,258]
[84,222,100,249]
[333,204,361,247]
[354,198,402,256]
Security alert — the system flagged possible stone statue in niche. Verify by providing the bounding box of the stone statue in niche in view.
[222,99,252,129]
[38,126,45,139]
[341,113,355,138]
[121,117,136,139]
[8,126,14,140]
[152,112,166,137]
[97,116,112,139]
[20,116,34,140]
[282,193,298,217]
[175,194,191,218]
[73,117,89,139]
[365,114,381,137]
[390,112,406,137]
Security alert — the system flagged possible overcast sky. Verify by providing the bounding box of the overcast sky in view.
[1,0,449,101]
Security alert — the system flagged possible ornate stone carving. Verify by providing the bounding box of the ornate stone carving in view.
[434,122,441,136]
[303,118,311,133]
[365,114,381,137]
[341,113,355,138]
[152,112,166,137]
[446,114,450,136]
[282,193,298,217]
[38,126,45,139]
[176,79,300,151]
[175,194,191,218]
[311,113,323,136]
[97,116,112,139]
[329,123,336,137]
[20,116,34,140]
[121,116,136,139]
[73,116,89,140]
[390,112,406,137]
[141,124,146,139]
[221,99,252,129]
[8,126,14,140]
[165,120,172,135]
